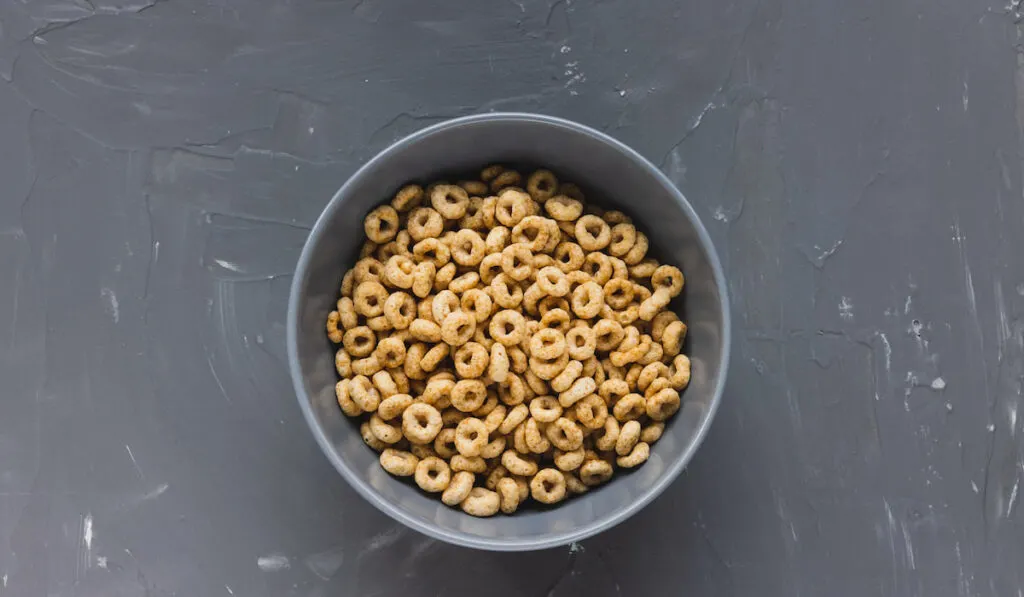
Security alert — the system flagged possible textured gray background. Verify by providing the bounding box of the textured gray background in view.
[1,0,1022,595]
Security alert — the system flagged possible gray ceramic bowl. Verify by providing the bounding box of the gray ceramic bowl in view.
[287,113,730,551]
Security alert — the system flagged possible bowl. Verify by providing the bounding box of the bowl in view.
[287,112,730,551]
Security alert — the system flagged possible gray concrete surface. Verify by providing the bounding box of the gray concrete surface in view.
[1,0,1022,595]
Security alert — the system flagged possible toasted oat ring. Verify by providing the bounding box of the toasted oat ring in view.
[511,216,551,252]
[451,379,488,412]
[579,459,614,486]
[529,395,564,423]
[409,318,442,343]
[335,380,362,417]
[593,318,625,352]
[607,222,637,256]
[490,309,527,346]
[413,238,451,268]
[552,241,585,273]
[401,402,443,444]
[326,311,343,343]
[451,229,486,266]
[617,442,650,468]
[650,311,679,341]
[454,342,489,378]
[524,417,551,453]
[495,189,531,226]
[652,264,685,297]
[451,454,487,473]
[498,403,529,435]
[490,169,522,193]
[629,258,658,279]
[641,422,665,444]
[583,252,613,285]
[432,428,457,459]
[528,352,570,381]
[498,373,527,405]
[488,342,510,383]
[574,393,608,430]
[571,281,605,319]
[432,262,456,292]
[353,281,388,318]
[500,243,533,281]
[377,393,413,420]
[431,290,460,324]
[479,252,504,285]
[454,417,489,457]
[639,288,672,322]
[623,231,649,264]
[461,487,501,517]
[526,169,559,201]
[637,362,668,392]
[594,416,620,451]
[559,376,596,408]
[371,369,399,398]
[530,468,567,504]
[441,311,475,346]
[529,328,567,360]
[539,307,571,334]
[460,196,487,230]
[497,476,522,514]
[669,354,691,389]
[441,470,475,506]
[574,215,611,251]
[501,450,539,477]
[369,414,401,444]
[342,325,375,358]
[419,343,449,372]
[662,320,687,357]
[647,387,681,421]
[603,278,634,310]
[375,337,406,369]
[550,359,583,394]
[546,417,583,451]
[379,448,418,476]
[559,327,593,362]
[407,207,443,241]
[535,266,569,297]
[336,297,359,330]
[411,261,435,298]
[335,349,352,378]
[490,273,524,309]
[613,393,647,422]
[364,205,399,243]
[390,184,424,212]
[554,447,586,472]
[460,179,489,195]
[383,255,415,289]
[429,184,470,219]
[461,289,493,323]
[616,420,642,456]
[414,456,451,492]
[544,195,583,221]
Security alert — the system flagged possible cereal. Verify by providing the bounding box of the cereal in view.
[326,165,689,516]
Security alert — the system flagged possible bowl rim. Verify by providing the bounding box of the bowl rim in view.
[287,112,731,551]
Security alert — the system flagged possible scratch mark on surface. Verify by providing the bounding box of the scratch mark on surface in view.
[1007,476,1019,518]
[882,499,898,590]
[83,515,94,552]
[213,258,244,273]
[101,287,120,323]
[256,554,290,572]
[140,483,169,501]
[899,519,916,570]
[126,444,144,479]
[361,526,405,556]
[839,296,854,320]
[304,546,345,580]
[963,79,969,112]
[878,332,892,373]
[208,357,231,403]
[225,585,234,595]
[904,295,912,315]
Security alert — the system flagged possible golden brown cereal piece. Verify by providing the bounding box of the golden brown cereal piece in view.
[431,290,460,323]
[409,318,443,343]
[637,362,668,392]
[662,320,687,357]
[377,393,413,420]
[529,395,563,423]
[498,373,528,405]
[583,252,613,285]
[499,403,529,435]
[430,184,470,220]
[594,416,620,451]
[483,404,508,434]
[371,370,399,398]
[402,402,443,444]
[644,376,673,399]
[354,281,388,318]
[451,229,486,266]
[461,487,501,517]
[539,306,571,333]
[374,337,406,369]
[451,454,487,474]
[473,389,499,417]
[360,421,388,452]
[579,459,614,486]
[489,309,526,346]
[497,476,522,514]
[524,417,551,454]
[392,184,424,212]
[571,281,605,319]
[462,288,493,323]
[603,278,634,310]
[454,417,488,457]
[441,311,476,346]
[554,447,586,472]
[485,465,509,491]
[442,471,475,506]
[574,393,608,430]
[641,422,665,444]
[415,456,451,492]
[526,169,559,201]
[451,379,488,412]
[616,420,641,456]
[559,376,596,408]
[480,435,507,459]
[613,393,647,422]
[380,449,419,476]
[629,258,658,279]
[550,359,583,394]
[652,264,685,297]
[336,297,359,329]
[669,354,691,390]
[545,195,583,221]
[564,473,589,495]
[413,238,451,268]
[490,169,522,193]
[433,428,458,459]
[564,326,597,361]
[512,422,530,454]
[638,288,672,322]
[530,468,567,504]
[616,442,650,468]
[646,387,681,421]
[552,241,585,274]
[622,231,649,264]
[511,216,552,252]
[353,257,384,284]
[488,342,510,383]
[501,450,539,477]
[479,252,504,285]
[336,380,362,417]
[326,311,344,343]
[366,315,393,333]
[459,179,489,196]
[507,346,528,375]
[419,343,449,372]
[383,255,415,289]
[608,222,637,256]
[364,205,400,243]
[411,261,435,298]
[528,351,570,381]
[369,414,402,445]
[448,270,480,294]
[501,243,533,281]
[529,328,567,360]
[403,342,429,380]
[453,342,488,378]
[546,417,584,451]
[575,215,611,251]
[495,189,531,226]
[351,376,381,412]
[383,292,416,330]
[335,349,353,378]
[535,266,569,297]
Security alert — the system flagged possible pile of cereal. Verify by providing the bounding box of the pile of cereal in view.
[327,166,689,517]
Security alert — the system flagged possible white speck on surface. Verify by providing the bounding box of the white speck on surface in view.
[838,296,854,320]
[1007,477,1019,518]
[568,541,584,554]
[878,332,891,372]
[2,574,7,587]
[308,127,315,134]
[814,240,842,263]
[83,515,94,551]
[904,295,912,314]
[962,79,969,112]
[1017,282,1024,296]
[971,480,980,493]
[257,554,290,572]
[987,423,996,432]
[560,45,571,53]
[96,556,108,569]
[101,288,119,323]
[126,445,144,479]
[931,377,946,390]
[946,402,953,412]
[225,585,234,595]
[153,241,160,261]
[214,259,244,273]
[618,89,626,97]
[712,206,728,222]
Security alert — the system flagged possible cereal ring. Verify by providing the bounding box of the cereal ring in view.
[454,342,489,378]
[616,420,641,456]
[638,288,671,322]
[410,318,443,343]
[336,297,359,330]
[431,290,460,324]
[374,337,406,369]
[335,380,362,417]
[490,169,522,193]
[441,470,475,506]
[498,403,529,435]
[454,417,489,457]
[530,468,567,504]
[459,179,489,195]
[564,473,589,495]
[484,225,511,253]
[370,414,402,444]
[574,393,608,430]
[360,240,378,259]
[528,351,570,381]
[480,435,507,459]
[371,369,399,398]
[637,340,663,366]
[432,262,456,292]
[522,283,545,316]
[650,311,678,341]
[498,373,528,405]
[403,342,429,380]
[360,421,388,452]
[583,252,613,285]
[559,376,596,408]
[645,386,680,420]
[617,442,650,468]
[497,476,522,514]
[652,264,685,297]
[340,270,355,298]
[607,222,637,256]
[429,184,470,220]
[565,326,597,361]
[451,229,486,266]
[407,207,443,242]
[550,359,583,393]
[545,417,584,451]
[354,281,388,318]
[603,278,635,310]
[353,258,383,284]
[335,349,353,377]
[501,450,539,477]
[433,428,458,459]
[644,376,673,399]
[441,311,476,346]
[507,346,528,374]
[629,258,658,279]
[461,487,501,517]
[411,261,435,298]
[662,321,687,357]
[461,288,493,323]
[641,422,665,444]
[535,266,570,297]
[326,311,344,343]
[637,362,668,392]
[419,343,449,372]
[383,255,415,289]
[351,376,381,412]
[594,416,620,451]
[377,393,413,420]
[478,252,504,285]
[624,362,643,388]
[451,454,487,474]
[529,395,564,423]
[529,328,566,360]
[473,389,500,417]
[366,315,393,333]
[613,393,646,422]
[383,292,416,330]
[390,184,424,212]
[451,379,488,412]
[669,354,691,389]
[623,231,649,264]
[364,205,399,243]
[539,307,571,334]
[593,319,625,352]
[579,459,614,486]
[489,309,526,346]
[413,238,451,268]
[566,270,591,288]
[401,402,442,444]
[544,195,583,221]
[483,403,508,434]
[500,243,533,281]
[554,447,586,472]
[380,449,418,476]
[495,189,531,226]
[485,465,509,491]
[553,241,585,273]
[415,456,451,492]
[487,342,510,383]
[512,422,530,454]
[490,273,524,309]
[511,216,551,252]
[524,417,551,453]
[571,281,604,319]
[574,215,611,251]
[602,210,630,225]
[526,169,558,201]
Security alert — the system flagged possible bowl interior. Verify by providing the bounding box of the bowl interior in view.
[288,114,728,550]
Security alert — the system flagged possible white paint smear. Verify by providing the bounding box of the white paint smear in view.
[257,555,290,572]
[931,377,946,390]
[839,296,854,320]
[100,288,119,323]
[83,515,94,552]
[214,259,244,273]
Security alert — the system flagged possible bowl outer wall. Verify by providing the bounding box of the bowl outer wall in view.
[286,112,731,551]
